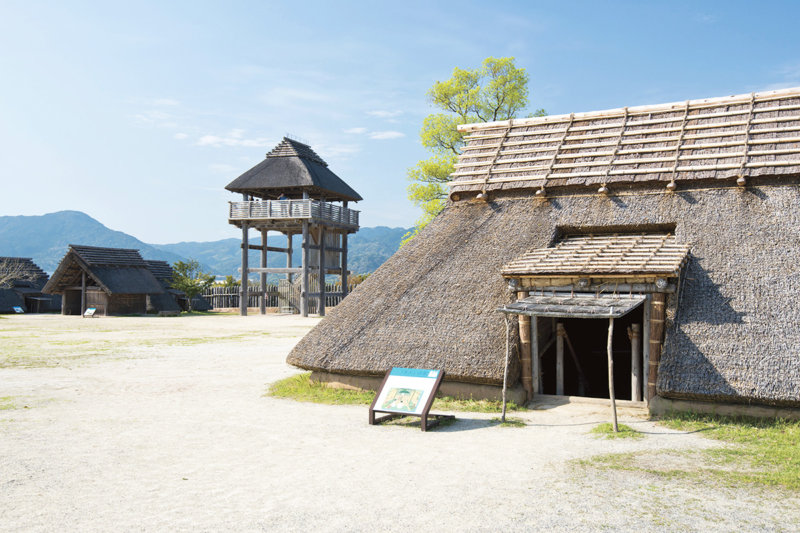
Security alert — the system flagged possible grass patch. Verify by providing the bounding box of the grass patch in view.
[0,396,15,410]
[265,372,528,413]
[383,415,458,429]
[590,422,644,439]
[579,413,800,492]
[657,411,800,490]
[491,416,526,427]
[267,373,375,405]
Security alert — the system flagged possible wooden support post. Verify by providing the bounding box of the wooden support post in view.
[531,316,540,395]
[556,322,565,396]
[630,323,642,401]
[502,315,510,422]
[648,293,666,401]
[260,229,267,315]
[517,291,533,400]
[341,232,349,298]
[240,221,249,316]
[301,220,309,317]
[319,226,326,316]
[643,294,651,404]
[341,201,349,298]
[80,271,86,316]
[286,232,293,284]
[607,317,618,432]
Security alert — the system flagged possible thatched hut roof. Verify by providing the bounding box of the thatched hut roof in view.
[44,245,164,295]
[144,260,174,287]
[0,257,49,289]
[225,137,362,201]
[451,87,800,199]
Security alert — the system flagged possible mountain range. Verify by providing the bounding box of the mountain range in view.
[0,211,408,276]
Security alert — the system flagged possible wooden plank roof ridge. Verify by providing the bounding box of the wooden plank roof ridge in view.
[450,87,800,196]
[501,233,689,277]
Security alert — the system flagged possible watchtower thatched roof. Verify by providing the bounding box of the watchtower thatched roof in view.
[225,137,362,201]
[450,87,800,199]
[44,245,164,295]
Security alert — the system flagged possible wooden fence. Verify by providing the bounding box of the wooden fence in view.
[203,281,357,313]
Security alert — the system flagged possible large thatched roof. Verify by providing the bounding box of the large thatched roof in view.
[451,87,800,198]
[288,183,800,405]
[44,245,164,296]
[288,87,800,406]
[225,137,362,202]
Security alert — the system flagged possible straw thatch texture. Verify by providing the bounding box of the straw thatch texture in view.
[451,88,800,198]
[44,245,164,296]
[288,181,800,405]
[501,233,689,277]
[0,257,49,289]
[225,137,362,201]
[288,199,525,386]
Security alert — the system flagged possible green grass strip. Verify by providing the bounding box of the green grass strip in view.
[658,411,800,490]
[590,422,644,439]
[266,372,527,413]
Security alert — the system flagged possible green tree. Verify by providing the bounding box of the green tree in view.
[404,57,544,244]
[171,259,215,312]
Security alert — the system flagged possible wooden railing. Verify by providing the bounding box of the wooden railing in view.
[228,200,359,227]
[203,282,358,312]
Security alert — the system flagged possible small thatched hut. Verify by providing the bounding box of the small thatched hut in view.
[44,245,166,315]
[288,87,800,411]
[0,257,60,313]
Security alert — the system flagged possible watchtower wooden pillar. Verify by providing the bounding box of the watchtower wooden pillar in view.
[225,137,362,316]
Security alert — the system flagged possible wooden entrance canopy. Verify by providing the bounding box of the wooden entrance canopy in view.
[499,293,646,319]
[500,232,689,406]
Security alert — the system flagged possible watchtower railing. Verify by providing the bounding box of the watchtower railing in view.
[228,200,359,227]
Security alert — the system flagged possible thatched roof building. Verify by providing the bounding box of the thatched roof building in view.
[226,137,362,202]
[288,87,800,409]
[44,245,166,315]
[0,257,60,313]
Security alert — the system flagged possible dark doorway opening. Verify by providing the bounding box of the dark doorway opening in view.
[538,306,644,400]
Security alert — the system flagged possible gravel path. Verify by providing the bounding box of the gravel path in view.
[1,314,797,532]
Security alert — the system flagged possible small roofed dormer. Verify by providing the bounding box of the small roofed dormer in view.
[225,137,362,317]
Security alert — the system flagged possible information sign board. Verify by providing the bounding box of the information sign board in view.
[83,307,97,318]
[369,367,454,431]
[13,306,24,314]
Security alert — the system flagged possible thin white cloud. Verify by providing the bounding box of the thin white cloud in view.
[196,130,272,148]
[133,110,174,125]
[369,131,405,140]
[173,132,189,140]
[367,110,403,119]
[315,143,361,159]
[343,127,367,134]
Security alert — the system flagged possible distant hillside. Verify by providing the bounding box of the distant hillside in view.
[152,226,409,276]
[0,211,407,276]
[0,211,187,272]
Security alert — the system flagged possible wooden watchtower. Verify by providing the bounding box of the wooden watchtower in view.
[225,137,362,317]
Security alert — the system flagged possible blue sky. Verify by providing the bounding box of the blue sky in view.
[2,0,800,243]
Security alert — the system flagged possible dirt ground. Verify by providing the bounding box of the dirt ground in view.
[1,314,798,532]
